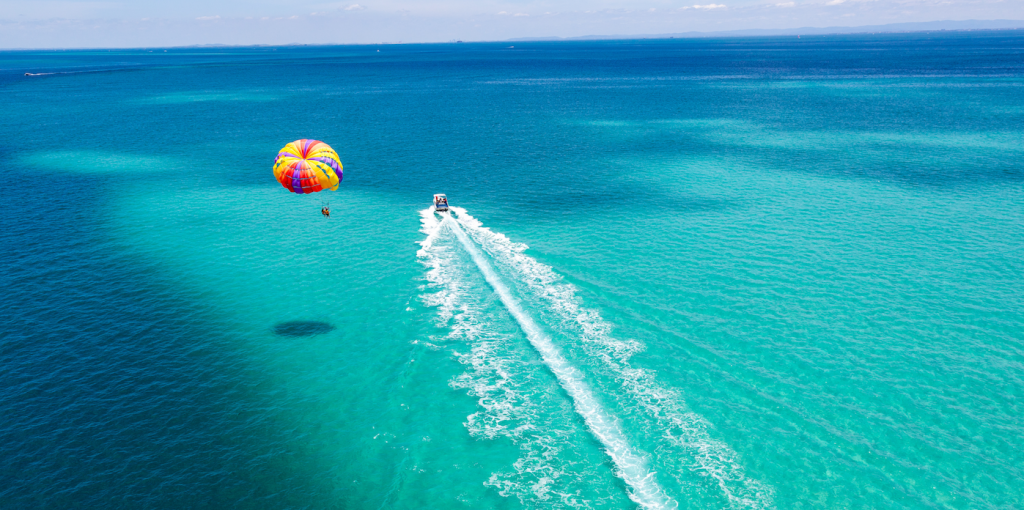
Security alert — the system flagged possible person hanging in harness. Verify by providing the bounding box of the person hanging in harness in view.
[321,205,330,218]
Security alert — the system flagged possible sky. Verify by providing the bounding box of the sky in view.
[0,0,1021,48]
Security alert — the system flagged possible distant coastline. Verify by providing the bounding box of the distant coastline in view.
[508,19,1024,42]
[3,19,1023,51]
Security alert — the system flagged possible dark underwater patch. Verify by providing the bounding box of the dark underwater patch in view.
[272,321,335,337]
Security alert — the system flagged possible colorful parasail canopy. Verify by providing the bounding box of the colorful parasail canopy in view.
[272,139,343,194]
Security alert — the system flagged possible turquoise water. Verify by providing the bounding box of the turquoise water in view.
[2,33,1023,509]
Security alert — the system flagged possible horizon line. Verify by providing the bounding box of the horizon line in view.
[2,19,1022,51]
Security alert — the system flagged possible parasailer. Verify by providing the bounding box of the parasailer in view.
[272,139,343,215]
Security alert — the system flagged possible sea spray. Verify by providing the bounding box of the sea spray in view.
[450,207,775,510]
[436,211,677,510]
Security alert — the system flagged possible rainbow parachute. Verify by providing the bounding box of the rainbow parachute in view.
[272,139,343,194]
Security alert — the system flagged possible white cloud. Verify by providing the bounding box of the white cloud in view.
[196,15,220,20]
[497,10,508,15]
[775,2,795,6]
[826,0,845,4]
[679,3,727,9]
[513,12,529,16]
[345,4,364,10]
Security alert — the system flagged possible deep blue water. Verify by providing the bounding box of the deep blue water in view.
[2,32,1023,509]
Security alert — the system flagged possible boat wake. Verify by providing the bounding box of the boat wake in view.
[418,207,773,509]
[419,210,618,508]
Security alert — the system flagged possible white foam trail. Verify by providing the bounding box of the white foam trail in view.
[439,211,676,510]
[450,207,774,510]
[419,209,590,507]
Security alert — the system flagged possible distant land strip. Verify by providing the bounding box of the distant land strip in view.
[507,19,1024,41]
[5,19,1024,51]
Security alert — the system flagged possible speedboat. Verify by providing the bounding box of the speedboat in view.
[433,194,449,212]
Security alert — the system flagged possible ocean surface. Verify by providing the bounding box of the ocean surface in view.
[2,32,1023,509]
